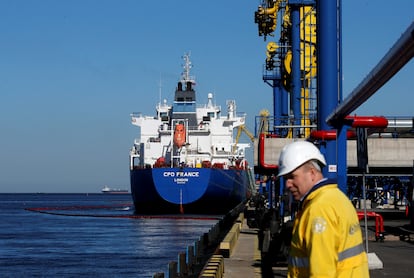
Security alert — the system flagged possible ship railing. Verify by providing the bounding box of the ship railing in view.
[236,112,247,118]
[255,113,318,138]
[255,115,413,138]
[197,104,222,111]
[212,152,240,159]
[130,112,143,118]
[158,124,211,133]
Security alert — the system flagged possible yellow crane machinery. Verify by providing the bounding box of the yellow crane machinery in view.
[266,41,279,70]
[282,5,317,138]
[254,0,283,39]
[300,6,317,138]
[257,109,270,135]
[233,125,255,154]
[256,7,318,133]
[256,2,317,138]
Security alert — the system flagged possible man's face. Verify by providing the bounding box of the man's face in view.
[283,165,314,201]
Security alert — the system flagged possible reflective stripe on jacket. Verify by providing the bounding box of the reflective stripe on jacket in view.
[288,181,369,278]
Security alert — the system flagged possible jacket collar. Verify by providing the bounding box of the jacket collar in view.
[299,178,337,210]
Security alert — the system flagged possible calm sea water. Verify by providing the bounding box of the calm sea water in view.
[0,193,218,277]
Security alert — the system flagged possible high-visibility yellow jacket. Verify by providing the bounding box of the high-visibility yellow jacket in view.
[288,179,369,278]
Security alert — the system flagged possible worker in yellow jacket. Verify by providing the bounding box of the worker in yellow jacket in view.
[277,141,369,277]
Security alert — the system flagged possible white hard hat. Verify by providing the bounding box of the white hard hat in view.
[277,141,326,177]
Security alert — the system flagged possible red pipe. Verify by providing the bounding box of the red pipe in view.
[310,116,388,140]
[310,130,356,140]
[258,133,278,169]
[345,115,388,128]
[357,211,385,241]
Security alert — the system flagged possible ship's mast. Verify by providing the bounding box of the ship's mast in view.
[181,53,195,84]
[158,76,162,105]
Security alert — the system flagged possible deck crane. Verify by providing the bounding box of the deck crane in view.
[233,124,255,154]
[233,108,272,154]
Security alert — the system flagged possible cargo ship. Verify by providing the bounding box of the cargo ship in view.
[129,53,254,214]
[101,186,129,194]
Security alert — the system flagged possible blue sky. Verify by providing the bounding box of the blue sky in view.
[0,1,413,193]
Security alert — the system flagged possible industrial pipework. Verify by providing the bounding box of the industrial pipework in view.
[251,0,414,268]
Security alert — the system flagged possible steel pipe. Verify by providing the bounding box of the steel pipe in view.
[327,21,414,125]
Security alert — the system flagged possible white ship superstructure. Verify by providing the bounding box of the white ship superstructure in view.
[130,54,249,170]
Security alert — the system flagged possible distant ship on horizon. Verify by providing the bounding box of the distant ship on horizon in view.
[101,186,129,194]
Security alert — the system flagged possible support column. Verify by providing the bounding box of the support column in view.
[317,0,341,182]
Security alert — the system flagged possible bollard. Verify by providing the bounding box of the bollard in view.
[203,232,209,246]
[187,245,194,274]
[178,252,188,276]
[194,240,201,263]
[219,222,240,258]
[168,261,177,278]
[208,255,224,274]
[198,254,224,278]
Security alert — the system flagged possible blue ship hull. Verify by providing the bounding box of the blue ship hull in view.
[130,167,253,214]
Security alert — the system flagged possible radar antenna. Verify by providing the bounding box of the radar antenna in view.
[181,52,196,84]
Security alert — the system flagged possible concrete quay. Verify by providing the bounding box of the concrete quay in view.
[221,220,267,278]
[219,213,414,278]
